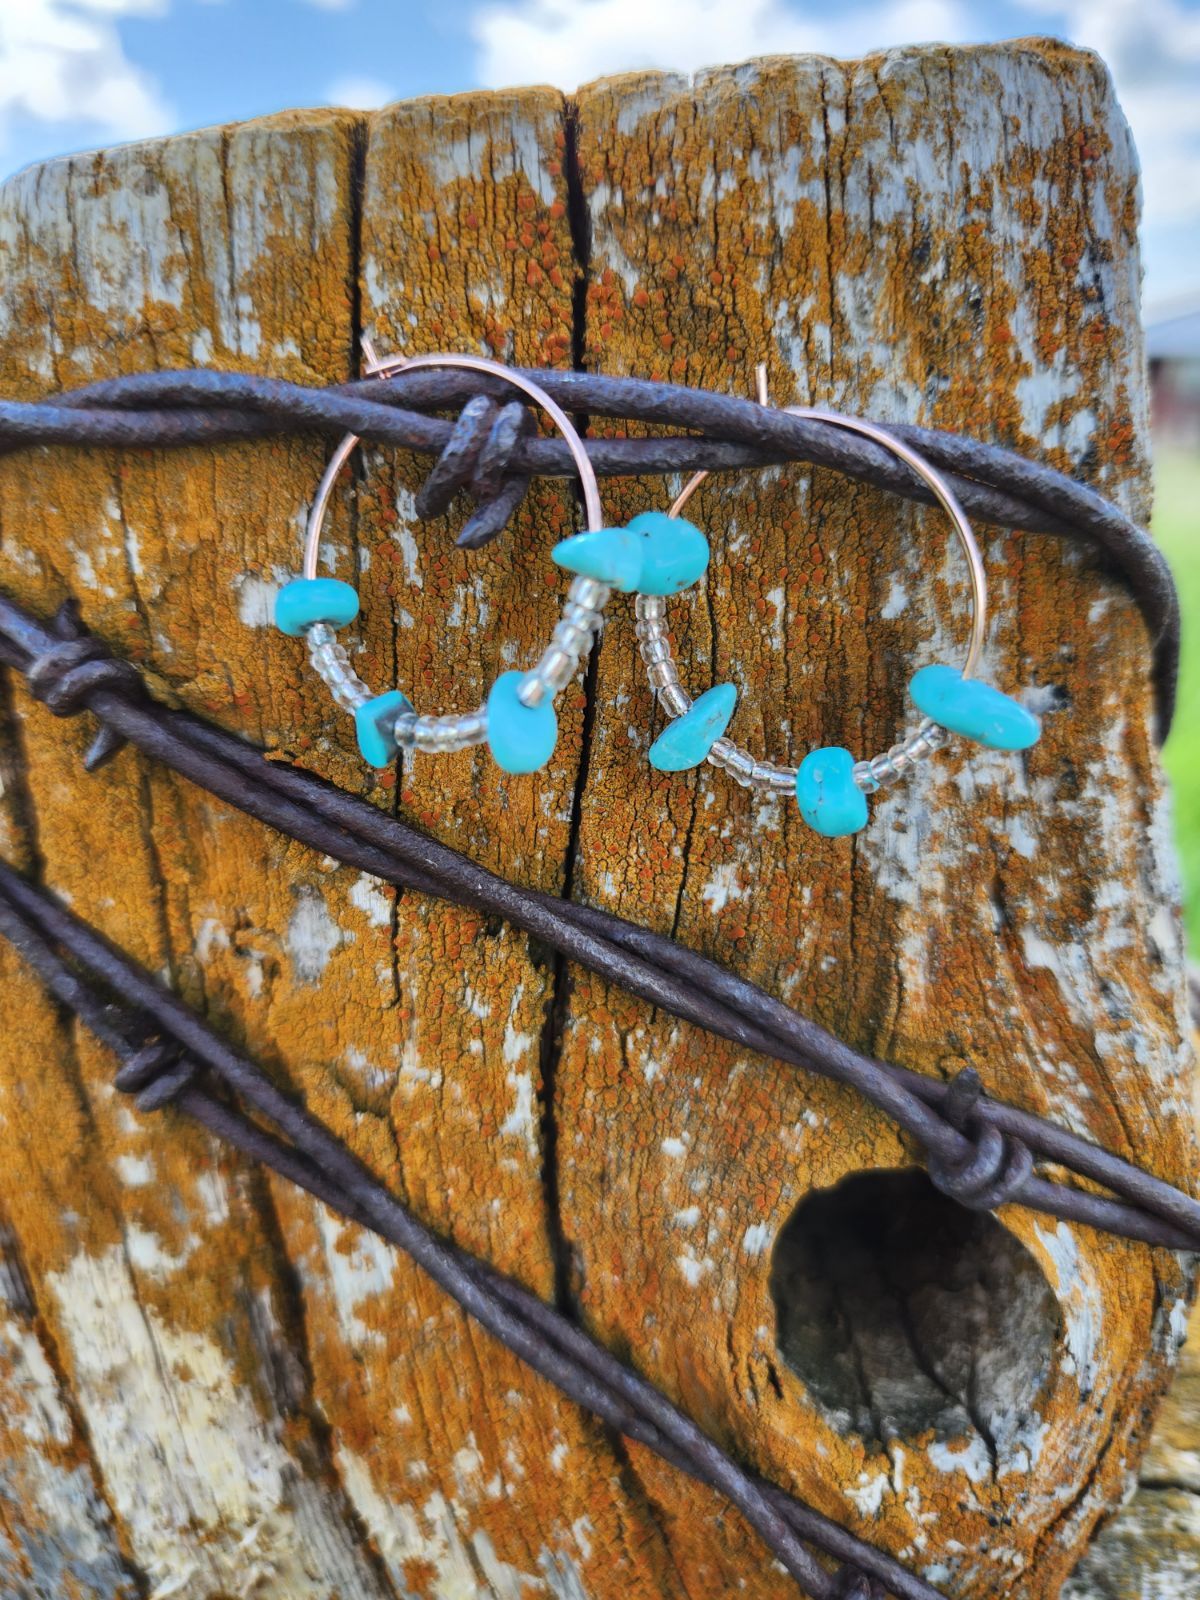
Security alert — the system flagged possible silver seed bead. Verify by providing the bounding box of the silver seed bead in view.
[550,646,579,684]
[727,750,757,786]
[709,741,755,784]
[856,719,950,789]
[306,623,335,648]
[646,659,678,691]
[542,647,576,690]
[658,681,691,717]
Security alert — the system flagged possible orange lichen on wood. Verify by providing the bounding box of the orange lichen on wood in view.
[561,44,1193,1599]
[0,40,1193,1600]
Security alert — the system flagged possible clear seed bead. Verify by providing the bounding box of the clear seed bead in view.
[562,602,603,636]
[764,758,803,790]
[456,709,487,745]
[639,636,671,667]
[552,621,589,657]
[517,672,551,709]
[570,576,609,611]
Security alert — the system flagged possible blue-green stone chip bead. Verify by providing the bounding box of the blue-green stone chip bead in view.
[796,746,868,837]
[625,509,710,595]
[486,671,558,774]
[552,527,645,591]
[648,682,738,771]
[355,689,412,768]
[274,577,360,637]
[909,664,1041,751]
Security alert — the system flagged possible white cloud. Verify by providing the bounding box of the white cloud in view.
[0,0,174,150]
[472,0,972,91]
[325,73,393,109]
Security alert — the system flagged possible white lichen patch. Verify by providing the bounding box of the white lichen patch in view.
[286,886,346,984]
[232,571,285,627]
[676,1249,713,1287]
[741,1221,773,1258]
[846,1468,890,1517]
[337,1447,548,1598]
[348,872,393,928]
[927,1435,996,1486]
[500,1069,538,1155]
[114,1153,155,1188]
[700,861,747,914]
[1033,1223,1103,1396]
[312,1208,398,1351]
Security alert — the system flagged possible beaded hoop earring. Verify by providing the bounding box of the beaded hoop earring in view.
[617,367,1039,836]
[274,345,704,775]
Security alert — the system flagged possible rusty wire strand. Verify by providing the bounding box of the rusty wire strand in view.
[0,857,906,1600]
[1,600,1194,1594]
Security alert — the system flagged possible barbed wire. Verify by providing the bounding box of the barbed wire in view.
[0,362,1189,1595]
[0,365,1178,738]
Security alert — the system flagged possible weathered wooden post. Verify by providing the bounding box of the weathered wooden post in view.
[0,40,1194,1599]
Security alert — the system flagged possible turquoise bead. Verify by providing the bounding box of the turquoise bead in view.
[552,527,645,591]
[355,689,412,768]
[486,671,558,774]
[275,577,360,637]
[648,683,738,771]
[796,747,868,837]
[626,510,710,595]
[909,664,1041,751]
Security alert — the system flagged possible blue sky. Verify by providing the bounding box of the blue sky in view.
[2,0,1198,311]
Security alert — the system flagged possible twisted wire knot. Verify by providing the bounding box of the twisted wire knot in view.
[114,1037,200,1112]
[413,394,533,550]
[25,635,139,716]
[926,1067,1034,1211]
[23,599,140,770]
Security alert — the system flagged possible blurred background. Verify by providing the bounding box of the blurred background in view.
[3,0,1198,932]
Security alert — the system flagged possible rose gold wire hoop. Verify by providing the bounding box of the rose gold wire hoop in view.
[635,365,990,794]
[296,340,614,764]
